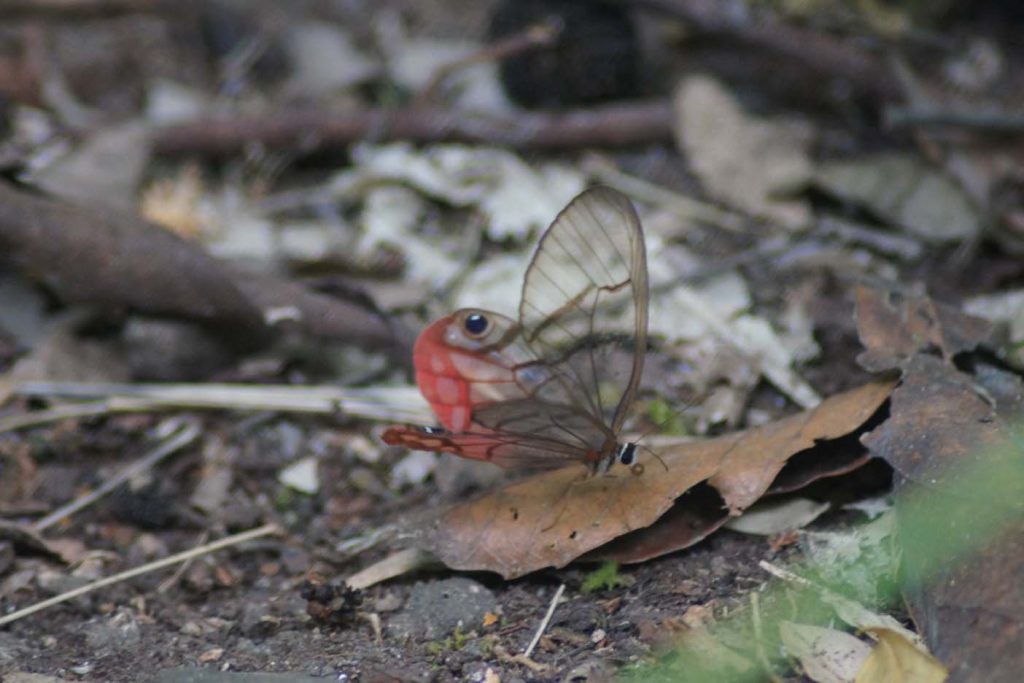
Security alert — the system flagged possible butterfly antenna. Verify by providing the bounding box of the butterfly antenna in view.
[624,386,716,475]
[540,466,593,533]
[637,443,669,472]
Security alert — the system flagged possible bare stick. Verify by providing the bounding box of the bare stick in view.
[0,0,159,18]
[523,583,566,659]
[885,106,1024,134]
[0,523,279,627]
[0,398,152,434]
[495,645,550,673]
[157,530,210,593]
[152,101,673,157]
[582,153,748,233]
[758,560,811,586]
[2,382,435,435]
[627,0,899,101]
[417,22,560,104]
[32,422,200,532]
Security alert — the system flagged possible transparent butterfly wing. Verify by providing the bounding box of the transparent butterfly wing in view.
[386,187,649,470]
[511,187,649,434]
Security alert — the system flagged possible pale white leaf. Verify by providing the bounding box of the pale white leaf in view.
[279,456,320,495]
[726,498,830,535]
[781,621,871,683]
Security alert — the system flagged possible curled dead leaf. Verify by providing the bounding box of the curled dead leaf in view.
[431,379,894,578]
[854,285,991,373]
[863,350,1024,682]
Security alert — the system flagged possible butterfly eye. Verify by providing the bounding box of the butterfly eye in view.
[463,313,489,337]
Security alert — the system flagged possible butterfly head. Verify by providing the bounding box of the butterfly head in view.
[437,308,519,352]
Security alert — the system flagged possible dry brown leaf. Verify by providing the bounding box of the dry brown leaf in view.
[861,348,1024,497]
[861,311,1024,681]
[602,381,889,565]
[707,380,893,513]
[586,484,729,564]
[673,75,813,229]
[431,379,894,578]
[854,285,991,373]
[854,628,948,683]
[0,521,70,563]
[898,516,1024,683]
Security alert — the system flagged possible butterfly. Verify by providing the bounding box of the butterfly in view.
[382,187,649,476]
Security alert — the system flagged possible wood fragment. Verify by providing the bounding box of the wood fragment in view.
[2,382,433,435]
[524,583,566,659]
[629,0,900,101]
[152,101,674,157]
[0,0,159,18]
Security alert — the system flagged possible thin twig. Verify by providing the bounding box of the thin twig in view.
[32,422,200,532]
[0,0,159,18]
[152,101,673,157]
[818,215,923,261]
[0,398,152,434]
[0,523,280,627]
[157,530,210,593]
[582,153,748,233]
[523,583,566,659]
[494,644,550,673]
[417,22,560,105]
[3,382,434,435]
[626,0,900,101]
[884,106,1024,134]
[759,560,812,587]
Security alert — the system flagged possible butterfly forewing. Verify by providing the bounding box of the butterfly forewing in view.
[514,188,649,434]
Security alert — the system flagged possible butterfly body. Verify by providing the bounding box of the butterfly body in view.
[412,309,530,432]
[382,187,649,476]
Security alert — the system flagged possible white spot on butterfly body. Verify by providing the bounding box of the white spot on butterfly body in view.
[616,442,637,466]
